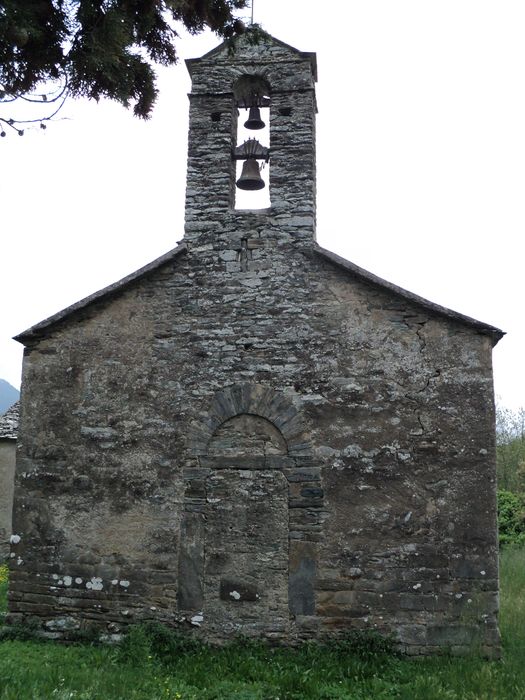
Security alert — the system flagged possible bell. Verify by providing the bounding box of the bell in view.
[236,158,265,191]
[244,106,265,130]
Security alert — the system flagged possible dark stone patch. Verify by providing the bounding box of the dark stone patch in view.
[219,579,259,602]
[289,542,316,616]
[300,487,324,498]
[284,469,321,482]
[177,513,204,610]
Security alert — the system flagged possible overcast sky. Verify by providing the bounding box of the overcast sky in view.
[1,1,524,410]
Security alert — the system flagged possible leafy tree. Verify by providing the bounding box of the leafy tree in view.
[498,490,525,547]
[0,0,247,133]
[496,404,525,492]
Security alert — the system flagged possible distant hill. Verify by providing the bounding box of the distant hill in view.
[0,379,20,414]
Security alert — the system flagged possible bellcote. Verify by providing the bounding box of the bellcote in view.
[183,30,317,250]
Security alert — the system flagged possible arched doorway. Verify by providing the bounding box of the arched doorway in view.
[179,384,322,641]
[204,413,289,637]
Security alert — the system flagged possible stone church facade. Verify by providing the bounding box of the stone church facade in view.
[8,31,503,655]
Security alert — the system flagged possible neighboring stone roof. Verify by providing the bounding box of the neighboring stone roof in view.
[13,241,504,345]
[0,401,19,440]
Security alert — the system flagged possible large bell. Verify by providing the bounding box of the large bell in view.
[244,106,265,130]
[236,158,265,191]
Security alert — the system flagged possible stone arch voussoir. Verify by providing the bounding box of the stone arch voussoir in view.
[188,383,310,456]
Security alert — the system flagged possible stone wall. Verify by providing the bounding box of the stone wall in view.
[7,31,501,655]
[184,33,317,249]
[0,440,16,559]
[9,241,500,654]
[0,402,18,560]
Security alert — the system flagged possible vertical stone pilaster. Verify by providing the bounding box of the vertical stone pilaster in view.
[177,511,205,611]
[270,89,317,244]
[289,541,316,616]
[184,94,238,245]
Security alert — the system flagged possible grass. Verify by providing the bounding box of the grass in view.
[0,549,524,699]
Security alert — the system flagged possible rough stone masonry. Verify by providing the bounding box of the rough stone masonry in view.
[8,30,503,655]
[0,402,18,559]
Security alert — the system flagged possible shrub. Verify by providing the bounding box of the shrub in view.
[116,622,204,665]
[0,563,9,618]
[328,629,398,660]
[0,617,41,642]
[498,490,525,546]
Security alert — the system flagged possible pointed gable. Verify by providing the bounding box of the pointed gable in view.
[186,28,317,77]
[185,29,317,96]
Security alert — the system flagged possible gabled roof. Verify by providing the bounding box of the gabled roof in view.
[185,29,317,81]
[0,401,19,440]
[314,245,504,343]
[14,244,187,343]
[14,241,503,345]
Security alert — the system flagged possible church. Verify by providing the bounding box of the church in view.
[8,30,502,656]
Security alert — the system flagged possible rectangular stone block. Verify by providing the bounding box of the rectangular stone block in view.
[177,512,204,610]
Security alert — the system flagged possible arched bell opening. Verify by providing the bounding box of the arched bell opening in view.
[233,75,271,210]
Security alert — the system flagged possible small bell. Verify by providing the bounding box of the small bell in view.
[236,158,265,190]
[244,106,265,130]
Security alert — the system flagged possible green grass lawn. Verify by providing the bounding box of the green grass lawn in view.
[1,548,524,700]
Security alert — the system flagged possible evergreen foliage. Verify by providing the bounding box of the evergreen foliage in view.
[0,0,247,120]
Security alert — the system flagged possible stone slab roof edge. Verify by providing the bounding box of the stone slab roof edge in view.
[314,245,504,343]
[14,244,187,344]
[0,401,19,440]
[185,31,317,81]
[13,239,503,345]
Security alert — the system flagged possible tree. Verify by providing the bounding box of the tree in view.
[496,404,525,492]
[0,0,247,134]
[497,490,525,547]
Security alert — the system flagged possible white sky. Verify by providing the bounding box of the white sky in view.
[1,1,524,410]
